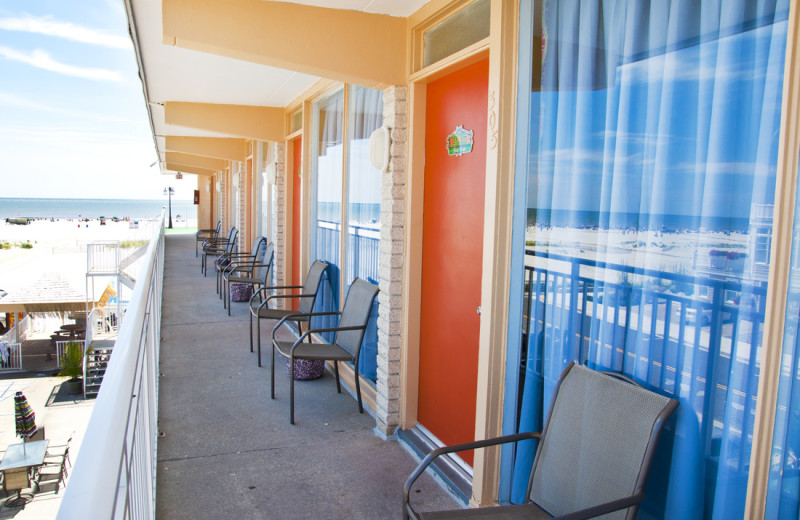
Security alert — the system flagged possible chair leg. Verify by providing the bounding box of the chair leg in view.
[270,340,275,399]
[257,318,262,367]
[290,355,295,425]
[227,280,232,317]
[355,364,363,414]
[249,309,254,353]
[334,361,341,393]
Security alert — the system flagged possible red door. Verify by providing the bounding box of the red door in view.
[291,137,302,310]
[418,59,488,466]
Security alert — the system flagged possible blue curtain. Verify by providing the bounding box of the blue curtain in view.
[764,165,800,518]
[510,1,789,519]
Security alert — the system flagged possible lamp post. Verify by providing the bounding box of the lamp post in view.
[163,187,174,229]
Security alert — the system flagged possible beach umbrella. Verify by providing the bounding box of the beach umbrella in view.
[13,391,38,440]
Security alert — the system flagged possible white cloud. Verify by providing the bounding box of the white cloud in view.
[0,14,130,49]
[0,91,140,123]
[0,46,122,82]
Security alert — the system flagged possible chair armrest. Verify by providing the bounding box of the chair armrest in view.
[271,311,342,341]
[403,432,541,520]
[226,262,270,278]
[258,292,318,312]
[250,284,304,305]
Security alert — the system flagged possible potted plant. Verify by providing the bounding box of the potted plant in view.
[58,342,91,394]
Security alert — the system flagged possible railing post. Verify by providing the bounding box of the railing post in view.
[567,258,582,363]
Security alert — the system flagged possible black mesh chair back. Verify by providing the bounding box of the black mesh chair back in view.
[225,228,239,254]
[254,242,275,283]
[223,225,236,243]
[528,363,677,520]
[297,260,329,314]
[251,237,267,259]
[334,279,379,358]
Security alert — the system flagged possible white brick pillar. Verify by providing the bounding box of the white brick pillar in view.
[237,162,247,251]
[376,86,407,437]
[218,173,227,231]
[272,142,287,308]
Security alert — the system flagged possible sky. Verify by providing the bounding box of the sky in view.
[0,0,196,200]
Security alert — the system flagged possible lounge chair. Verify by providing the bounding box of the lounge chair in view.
[249,260,329,367]
[270,278,379,424]
[402,362,679,519]
[223,242,275,316]
[216,236,267,297]
[195,220,222,257]
[201,226,238,276]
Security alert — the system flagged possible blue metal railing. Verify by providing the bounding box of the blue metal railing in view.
[315,219,380,381]
[519,250,772,474]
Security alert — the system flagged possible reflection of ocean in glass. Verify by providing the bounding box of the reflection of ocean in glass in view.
[0,198,196,221]
[318,202,380,227]
[510,1,790,518]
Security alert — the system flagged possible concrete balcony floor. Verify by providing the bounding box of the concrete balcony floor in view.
[157,234,459,519]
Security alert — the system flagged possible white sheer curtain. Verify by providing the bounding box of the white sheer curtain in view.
[511,1,790,519]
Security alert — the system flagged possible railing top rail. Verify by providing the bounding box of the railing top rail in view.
[525,249,766,295]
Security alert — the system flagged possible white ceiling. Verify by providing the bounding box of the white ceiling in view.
[129,0,430,173]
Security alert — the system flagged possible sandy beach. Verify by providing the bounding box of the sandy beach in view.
[0,219,160,297]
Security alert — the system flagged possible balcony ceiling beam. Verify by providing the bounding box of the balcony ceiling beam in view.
[164,136,249,162]
[165,152,228,171]
[165,102,284,142]
[165,162,217,177]
[162,0,407,88]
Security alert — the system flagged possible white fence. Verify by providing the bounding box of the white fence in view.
[0,343,22,371]
[54,339,87,370]
[57,213,164,520]
[0,315,30,344]
[86,305,124,345]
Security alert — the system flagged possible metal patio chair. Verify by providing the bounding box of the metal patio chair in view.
[195,220,221,257]
[201,226,238,276]
[403,362,679,520]
[271,278,379,424]
[223,241,274,316]
[35,445,70,494]
[249,260,329,367]
[216,236,267,297]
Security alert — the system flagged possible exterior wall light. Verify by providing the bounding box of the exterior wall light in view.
[369,126,391,173]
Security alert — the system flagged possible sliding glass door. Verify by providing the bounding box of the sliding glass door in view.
[506,1,790,518]
[310,85,383,381]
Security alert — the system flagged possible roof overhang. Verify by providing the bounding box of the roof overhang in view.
[124,0,430,176]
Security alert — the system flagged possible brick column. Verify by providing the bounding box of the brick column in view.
[237,162,247,251]
[273,142,287,304]
[218,173,227,231]
[375,86,407,437]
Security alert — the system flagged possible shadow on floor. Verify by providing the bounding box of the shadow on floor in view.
[45,381,91,407]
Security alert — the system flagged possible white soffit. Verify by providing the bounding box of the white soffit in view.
[276,0,432,17]
[130,0,431,164]
[132,0,321,109]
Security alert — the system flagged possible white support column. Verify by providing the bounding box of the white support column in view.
[375,85,408,437]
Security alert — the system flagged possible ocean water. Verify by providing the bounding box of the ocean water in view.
[0,198,197,221]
